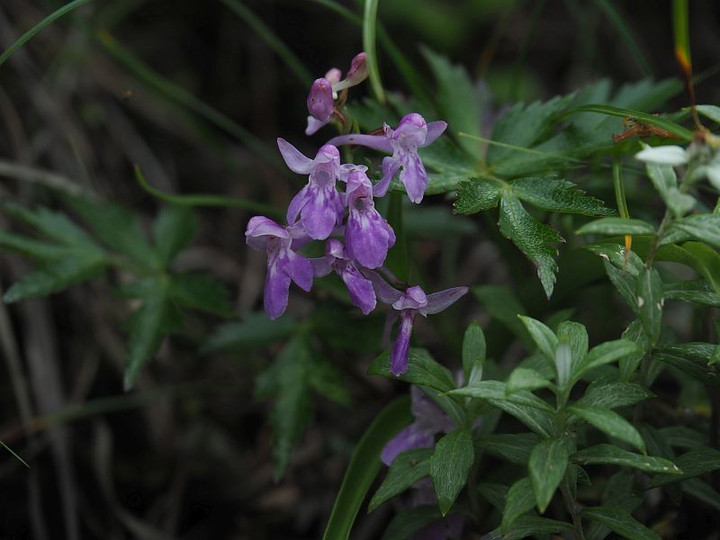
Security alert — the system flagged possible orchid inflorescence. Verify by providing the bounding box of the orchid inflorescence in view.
[245,53,467,375]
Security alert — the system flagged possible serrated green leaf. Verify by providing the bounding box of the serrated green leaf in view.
[637,267,663,345]
[65,196,159,271]
[517,315,558,362]
[124,281,180,390]
[453,177,502,215]
[169,272,232,317]
[462,322,485,386]
[511,177,613,216]
[0,231,76,261]
[201,312,297,353]
[506,368,553,394]
[499,194,563,297]
[323,396,413,540]
[663,279,720,307]
[369,448,432,512]
[529,437,571,513]
[3,255,105,303]
[430,428,474,515]
[153,204,196,266]
[422,48,483,156]
[568,404,645,452]
[2,202,97,247]
[667,214,720,249]
[477,433,539,465]
[574,339,641,383]
[449,380,553,412]
[577,383,654,409]
[368,348,455,392]
[576,217,656,236]
[571,444,680,474]
[582,506,660,540]
[501,477,535,532]
[652,342,720,383]
[650,447,720,487]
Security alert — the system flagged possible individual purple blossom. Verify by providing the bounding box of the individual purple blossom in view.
[278,139,345,240]
[344,169,396,269]
[245,217,313,320]
[314,239,377,315]
[306,78,334,136]
[332,52,368,92]
[327,113,447,203]
[370,281,468,375]
[381,386,455,465]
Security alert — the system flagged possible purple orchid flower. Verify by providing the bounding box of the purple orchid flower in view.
[381,386,455,465]
[245,216,313,320]
[344,169,396,269]
[327,113,447,203]
[369,280,468,375]
[305,53,368,136]
[314,239,377,315]
[278,139,345,240]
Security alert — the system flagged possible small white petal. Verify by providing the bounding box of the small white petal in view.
[635,145,689,166]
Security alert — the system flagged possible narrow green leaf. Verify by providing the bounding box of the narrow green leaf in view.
[577,383,654,409]
[512,177,613,216]
[490,515,574,540]
[582,506,660,540]
[562,104,694,140]
[169,273,233,317]
[3,256,105,303]
[124,282,179,390]
[586,241,645,276]
[201,313,297,353]
[153,205,196,266]
[604,260,639,310]
[650,447,720,487]
[652,342,720,383]
[322,397,413,540]
[663,279,720,307]
[576,217,656,236]
[368,348,455,393]
[430,428,474,515]
[454,177,502,215]
[696,105,720,124]
[462,322,485,386]
[449,380,554,412]
[529,437,571,513]
[667,214,720,249]
[518,315,558,362]
[2,202,97,247]
[499,195,563,298]
[380,506,444,540]
[362,0,384,103]
[506,368,552,394]
[556,321,589,374]
[642,154,695,217]
[476,433,539,465]
[0,230,73,261]
[571,444,680,474]
[369,448,431,512]
[636,267,663,345]
[501,477,535,532]
[486,400,554,438]
[574,339,641,382]
[477,483,508,510]
[554,341,572,390]
[568,404,645,452]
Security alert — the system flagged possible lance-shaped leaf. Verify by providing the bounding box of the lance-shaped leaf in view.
[663,279,720,307]
[577,383,654,409]
[642,154,695,217]
[512,177,613,216]
[501,477,536,532]
[636,267,663,345]
[476,433,539,465]
[529,437,571,513]
[650,447,720,487]
[567,404,645,452]
[518,315,558,362]
[488,515,574,540]
[368,348,455,393]
[430,427,474,515]
[573,339,641,383]
[576,217,656,236]
[506,368,553,394]
[652,343,720,383]
[462,321,486,386]
[571,444,681,474]
[499,194,564,298]
[582,506,660,540]
[449,380,553,412]
[666,215,720,249]
[369,448,432,512]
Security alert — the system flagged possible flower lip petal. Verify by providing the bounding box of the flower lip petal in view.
[277,138,314,174]
[424,121,448,146]
[635,145,689,166]
[421,286,468,315]
[245,216,288,250]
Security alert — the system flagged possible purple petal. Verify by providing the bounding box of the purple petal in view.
[394,113,428,146]
[325,133,393,153]
[277,138,314,174]
[345,211,395,268]
[300,184,344,240]
[391,310,415,375]
[392,286,428,311]
[287,252,313,292]
[422,287,468,316]
[339,264,376,314]
[286,185,310,225]
[423,121,448,146]
[411,386,455,433]
[364,271,404,305]
[307,78,333,122]
[380,423,434,466]
[264,263,292,319]
[399,152,428,204]
[245,216,287,250]
[305,116,329,136]
[374,156,400,198]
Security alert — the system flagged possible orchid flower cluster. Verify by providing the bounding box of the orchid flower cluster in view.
[245,53,467,375]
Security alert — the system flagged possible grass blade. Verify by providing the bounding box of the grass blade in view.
[363,0,385,103]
